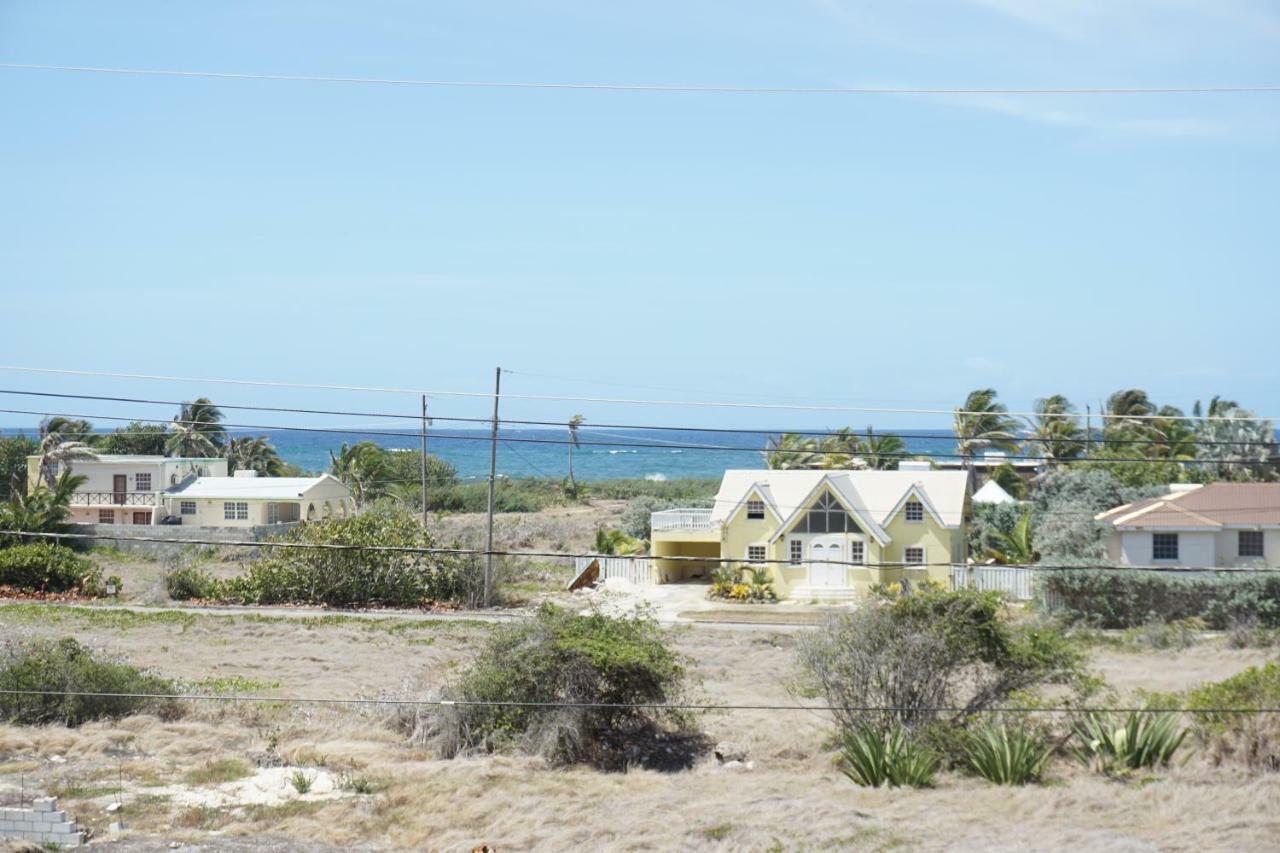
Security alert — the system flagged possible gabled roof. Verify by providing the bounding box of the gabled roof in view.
[166,474,348,501]
[768,474,891,546]
[1097,483,1280,529]
[709,469,971,537]
[973,479,1017,505]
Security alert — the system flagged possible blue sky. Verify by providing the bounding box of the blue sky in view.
[1,1,1278,434]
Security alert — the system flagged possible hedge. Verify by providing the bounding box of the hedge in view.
[0,543,103,594]
[1037,568,1280,629]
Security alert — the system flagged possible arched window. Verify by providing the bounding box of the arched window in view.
[794,492,859,534]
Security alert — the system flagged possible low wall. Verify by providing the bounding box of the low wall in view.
[0,797,83,847]
[62,521,301,559]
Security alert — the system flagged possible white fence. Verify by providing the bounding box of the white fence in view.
[573,555,657,587]
[650,508,716,532]
[951,564,1037,601]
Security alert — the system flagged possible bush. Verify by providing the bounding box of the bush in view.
[0,638,174,726]
[840,725,938,788]
[584,479,719,503]
[1069,710,1187,774]
[1038,569,1280,629]
[1182,661,1280,770]
[1030,469,1164,562]
[165,565,220,601]
[426,603,704,770]
[0,543,102,594]
[797,589,1083,736]
[218,506,480,608]
[965,720,1054,785]
[621,496,676,540]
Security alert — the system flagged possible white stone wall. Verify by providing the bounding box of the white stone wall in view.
[0,797,83,847]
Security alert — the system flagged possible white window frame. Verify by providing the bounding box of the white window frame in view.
[1238,530,1264,559]
[224,501,249,521]
[789,539,802,565]
[850,541,865,565]
[98,509,114,524]
[746,545,767,563]
[904,499,924,523]
[746,499,766,520]
[180,501,197,516]
[904,546,924,566]
[135,473,152,491]
[1151,533,1179,561]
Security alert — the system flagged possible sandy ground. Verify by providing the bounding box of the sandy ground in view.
[1,602,1277,851]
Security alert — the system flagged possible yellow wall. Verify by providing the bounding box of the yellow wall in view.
[879,502,957,585]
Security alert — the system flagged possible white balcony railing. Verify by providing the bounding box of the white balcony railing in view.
[651,508,716,532]
[69,491,160,507]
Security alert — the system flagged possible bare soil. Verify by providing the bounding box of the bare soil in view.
[1,603,1277,850]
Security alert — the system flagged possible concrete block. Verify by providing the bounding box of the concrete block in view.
[38,810,67,822]
[32,797,56,811]
[44,820,77,833]
[0,819,16,831]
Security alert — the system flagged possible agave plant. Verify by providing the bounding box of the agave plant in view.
[1070,710,1187,773]
[840,725,938,788]
[965,720,1054,785]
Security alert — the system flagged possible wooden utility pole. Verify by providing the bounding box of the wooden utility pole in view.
[1085,405,1092,455]
[484,367,502,607]
[419,394,429,527]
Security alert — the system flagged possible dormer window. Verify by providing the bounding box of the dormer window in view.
[746,499,765,520]
[905,499,924,523]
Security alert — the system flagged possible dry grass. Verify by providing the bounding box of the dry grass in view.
[0,603,1277,850]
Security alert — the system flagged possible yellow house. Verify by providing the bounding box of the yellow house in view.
[652,463,971,600]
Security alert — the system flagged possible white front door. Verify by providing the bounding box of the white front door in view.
[808,536,846,587]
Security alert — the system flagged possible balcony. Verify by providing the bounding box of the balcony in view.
[651,508,716,533]
[69,491,160,507]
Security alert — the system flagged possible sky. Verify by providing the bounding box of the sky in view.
[1,0,1278,435]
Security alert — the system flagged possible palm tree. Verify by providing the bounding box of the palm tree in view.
[228,436,286,476]
[953,389,1019,468]
[1101,389,1154,444]
[1023,395,1083,463]
[1144,406,1198,461]
[0,470,87,540]
[817,427,865,470]
[167,398,227,457]
[859,426,906,470]
[329,441,388,506]
[1195,405,1276,481]
[984,511,1037,565]
[566,414,584,495]
[37,416,98,488]
[764,433,822,470]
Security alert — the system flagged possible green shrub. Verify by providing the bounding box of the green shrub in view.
[840,725,938,788]
[583,479,719,503]
[165,565,220,601]
[1182,661,1280,770]
[0,638,174,726]
[798,589,1084,736]
[1069,710,1187,773]
[428,603,704,770]
[1038,569,1280,629]
[217,505,479,608]
[965,720,1054,785]
[0,542,102,594]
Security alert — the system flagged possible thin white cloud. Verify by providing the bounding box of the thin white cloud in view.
[943,93,1233,139]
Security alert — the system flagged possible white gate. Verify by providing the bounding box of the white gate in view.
[951,564,1036,601]
[572,556,656,587]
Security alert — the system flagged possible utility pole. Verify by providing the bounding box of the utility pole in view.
[419,394,429,527]
[1085,405,1092,455]
[484,367,502,607]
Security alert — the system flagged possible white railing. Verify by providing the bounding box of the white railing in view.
[69,491,160,507]
[573,556,657,587]
[951,564,1036,601]
[650,508,716,532]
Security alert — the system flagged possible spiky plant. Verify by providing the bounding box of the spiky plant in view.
[965,720,1054,785]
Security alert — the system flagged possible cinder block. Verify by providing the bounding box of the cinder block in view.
[0,819,16,831]
[43,820,77,833]
[51,832,84,848]
[32,797,56,811]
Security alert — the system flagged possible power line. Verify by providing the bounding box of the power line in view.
[1,365,1274,422]
[0,688,1274,714]
[6,530,1280,573]
[3,63,1278,95]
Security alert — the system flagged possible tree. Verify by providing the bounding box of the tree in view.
[166,398,226,457]
[227,436,287,477]
[567,414,585,495]
[983,511,1036,565]
[1101,389,1155,444]
[1023,395,1083,463]
[764,433,822,470]
[381,449,458,510]
[1143,406,1198,461]
[1195,406,1276,482]
[0,471,87,541]
[95,422,168,456]
[989,463,1027,500]
[954,389,1019,467]
[858,426,907,471]
[594,528,645,555]
[37,417,98,488]
[328,441,388,507]
[0,435,38,501]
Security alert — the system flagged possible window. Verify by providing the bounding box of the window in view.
[904,499,924,523]
[224,502,249,521]
[135,473,152,491]
[1239,531,1264,558]
[850,541,865,564]
[1152,533,1179,561]
[98,509,114,524]
[789,539,802,565]
[904,546,924,566]
[132,512,149,525]
[747,545,767,563]
[794,492,859,534]
[180,501,196,516]
[746,499,766,520]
